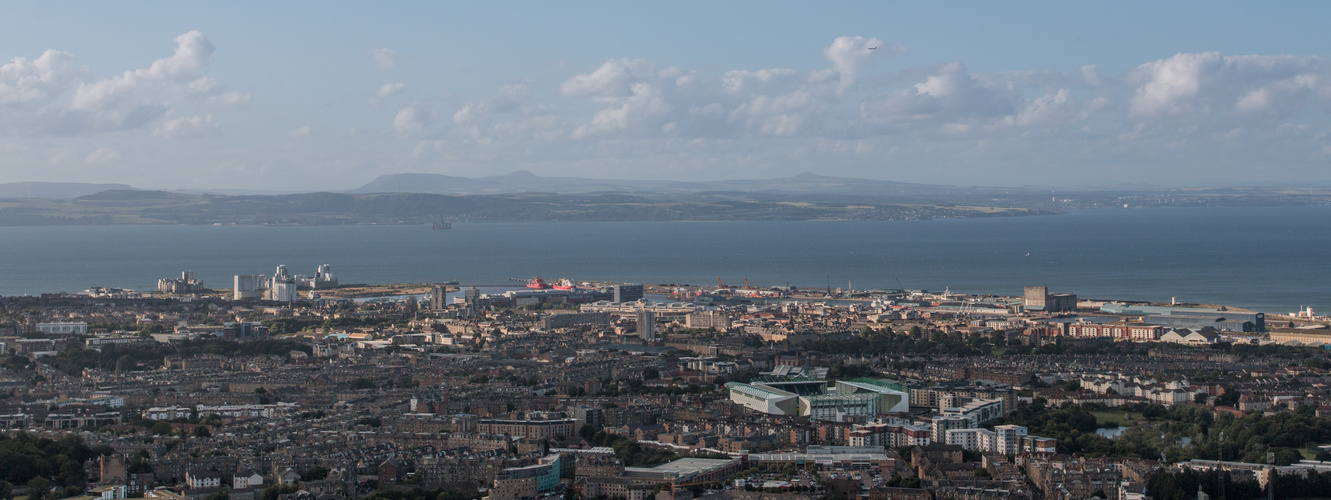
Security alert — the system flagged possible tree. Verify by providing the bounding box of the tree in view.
[151,421,174,435]
[1194,393,1209,405]
[26,477,49,500]
[192,425,212,438]
[261,484,301,500]
[642,367,659,380]
[351,378,376,390]
[301,466,329,482]
[0,480,12,500]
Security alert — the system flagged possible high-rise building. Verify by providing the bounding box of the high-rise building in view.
[993,424,1029,455]
[686,310,730,330]
[313,264,338,289]
[233,275,264,300]
[269,278,296,302]
[1024,286,1076,312]
[613,283,644,303]
[636,309,655,340]
[431,285,448,310]
[1023,286,1047,310]
[158,270,204,294]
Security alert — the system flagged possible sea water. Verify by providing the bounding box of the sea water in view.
[0,206,1326,314]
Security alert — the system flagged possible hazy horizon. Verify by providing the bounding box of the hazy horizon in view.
[4,2,1331,191]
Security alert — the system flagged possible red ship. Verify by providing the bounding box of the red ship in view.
[552,278,577,291]
[526,277,551,289]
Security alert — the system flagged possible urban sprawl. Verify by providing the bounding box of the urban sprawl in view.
[5,266,1331,500]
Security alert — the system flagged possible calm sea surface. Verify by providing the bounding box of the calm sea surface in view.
[0,206,1327,314]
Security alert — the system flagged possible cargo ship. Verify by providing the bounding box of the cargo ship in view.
[525,277,550,289]
[552,279,577,291]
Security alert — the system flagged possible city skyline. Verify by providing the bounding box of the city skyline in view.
[3,2,1331,191]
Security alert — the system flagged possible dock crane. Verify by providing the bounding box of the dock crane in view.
[744,278,752,290]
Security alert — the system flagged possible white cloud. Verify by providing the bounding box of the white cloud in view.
[1127,53,1331,121]
[820,36,887,94]
[559,58,664,98]
[369,83,406,105]
[392,105,433,136]
[83,147,119,164]
[377,83,405,99]
[368,48,403,71]
[47,150,70,166]
[454,83,530,124]
[287,125,312,138]
[571,81,672,139]
[0,49,79,106]
[860,62,1014,129]
[0,31,249,137]
[153,114,218,139]
[1128,52,1221,119]
[207,90,251,110]
[421,42,1331,188]
[71,31,216,115]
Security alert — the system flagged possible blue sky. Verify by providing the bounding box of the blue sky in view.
[2,2,1329,190]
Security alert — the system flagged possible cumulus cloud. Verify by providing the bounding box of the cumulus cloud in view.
[549,37,904,140]
[572,81,672,139]
[377,83,405,99]
[0,50,80,107]
[860,62,1014,131]
[70,31,215,117]
[454,83,529,124]
[286,125,312,138]
[369,83,405,105]
[83,147,119,164]
[153,114,218,139]
[1008,90,1107,128]
[411,36,1331,185]
[438,39,1331,169]
[207,90,251,110]
[1127,53,1331,121]
[368,48,403,71]
[392,105,433,136]
[1128,52,1222,119]
[820,36,888,94]
[0,31,249,138]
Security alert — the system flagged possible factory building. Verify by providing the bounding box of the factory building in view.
[1101,303,1265,332]
[1024,286,1077,313]
[233,274,264,300]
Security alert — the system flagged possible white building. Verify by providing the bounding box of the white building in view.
[233,275,264,300]
[143,406,192,421]
[942,398,1005,426]
[993,424,1029,455]
[234,473,264,490]
[931,415,974,443]
[36,322,88,335]
[945,428,996,452]
[269,278,296,302]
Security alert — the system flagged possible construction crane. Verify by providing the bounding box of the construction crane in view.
[716,277,725,288]
[744,278,752,290]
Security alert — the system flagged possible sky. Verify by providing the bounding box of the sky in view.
[2,2,1330,191]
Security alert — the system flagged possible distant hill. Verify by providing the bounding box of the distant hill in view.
[0,182,137,199]
[349,171,998,197]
